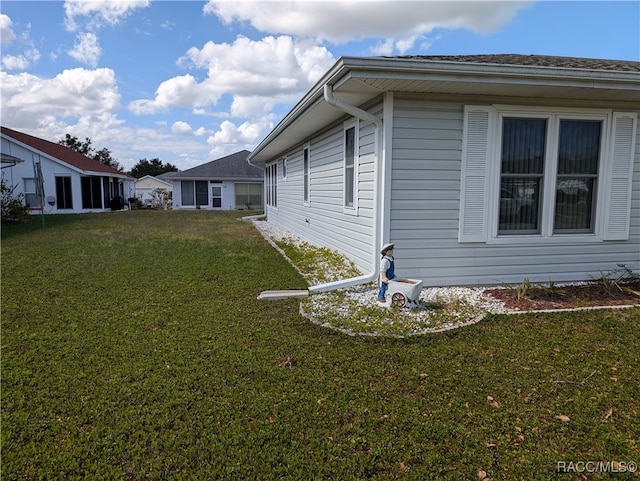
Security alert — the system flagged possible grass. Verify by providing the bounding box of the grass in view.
[2,210,639,480]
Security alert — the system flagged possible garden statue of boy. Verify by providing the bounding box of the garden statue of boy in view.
[377,243,396,303]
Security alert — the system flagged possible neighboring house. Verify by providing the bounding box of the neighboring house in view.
[134,175,173,208]
[1,126,134,214]
[248,54,640,287]
[170,150,264,210]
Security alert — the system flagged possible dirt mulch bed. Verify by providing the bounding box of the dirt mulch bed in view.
[485,281,640,312]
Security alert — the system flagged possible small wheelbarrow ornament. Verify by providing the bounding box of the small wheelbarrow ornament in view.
[388,278,423,308]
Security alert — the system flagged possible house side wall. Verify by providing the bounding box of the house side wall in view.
[172,180,232,210]
[2,139,85,214]
[171,180,262,210]
[265,104,382,273]
[390,95,640,286]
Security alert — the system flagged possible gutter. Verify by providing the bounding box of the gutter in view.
[307,84,384,293]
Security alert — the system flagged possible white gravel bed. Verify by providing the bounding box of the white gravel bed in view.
[252,220,509,336]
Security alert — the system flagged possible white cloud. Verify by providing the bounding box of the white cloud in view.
[171,122,208,137]
[206,118,272,158]
[130,35,335,117]
[208,118,273,146]
[67,32,102,67]
[1,15,40,70]
[64,0,150,31]
[2,55,29,71]
[369,34,430,55]
[1,14,16,45]
[172,121,195,136]
[0,68,121,128]
[205,0,530,45]
[62,0,149,66]
[128,74,210,114]
[1,48,41,71]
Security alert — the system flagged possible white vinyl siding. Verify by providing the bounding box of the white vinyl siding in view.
[390,96,639,287]
[264,107,380,273]
[343,120,358,213]
[260,94,638,287]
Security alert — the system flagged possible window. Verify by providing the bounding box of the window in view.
[266,163,277,207]
[23,178,38,208]
[81,176,102,209]
[181,180,208,206]
[499,118,546,234]
[459,107,637,243]
[235,183,262,209]
[554,120,600,233]
[56,176,73,209]
[344,121,358,210]
[181,181,194,206]
[303,146,310,204]
[211,184,222,208]
[498,115,602,236]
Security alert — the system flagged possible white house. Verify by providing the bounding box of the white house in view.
[1,126,134,214]
[170,150,264,211]
[248,54,640,288]
[134,175,173,208]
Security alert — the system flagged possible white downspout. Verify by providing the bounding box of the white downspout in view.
[307,84,384,293]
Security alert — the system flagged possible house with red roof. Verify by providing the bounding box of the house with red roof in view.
[1,126,134,214]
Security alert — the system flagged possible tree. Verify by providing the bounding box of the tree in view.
[129,158,178,178]
[59,133,92,155]
[93,147,122,171]
[58,134,123,172]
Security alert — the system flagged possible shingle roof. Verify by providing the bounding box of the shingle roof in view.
[386,54,640,72]
[170,150,263,180]
[1,126,126,176]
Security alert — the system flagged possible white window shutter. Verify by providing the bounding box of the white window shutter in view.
[459,106,492,242]
[603,112,637,241]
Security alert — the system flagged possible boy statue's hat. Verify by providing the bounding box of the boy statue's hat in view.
[380,243,394,255]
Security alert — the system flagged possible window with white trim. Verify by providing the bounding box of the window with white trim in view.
[23,178,38,208]
[181,180,208,207]
[344,120,358,211]
[498,115,602,235]
[236,183,262,209]
[266,163,277,207]
[55,176,73,209]
[211,183,222,208]
[459,106,637,243]
[303,145,310,204]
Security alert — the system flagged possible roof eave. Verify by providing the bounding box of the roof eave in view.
[248,56,640,164]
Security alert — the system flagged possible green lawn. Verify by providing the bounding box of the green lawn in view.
[2,211,639,480]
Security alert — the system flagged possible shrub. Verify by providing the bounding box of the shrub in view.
[1,178,30,224]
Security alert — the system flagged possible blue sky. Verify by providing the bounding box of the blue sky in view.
[1,1,638,171]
